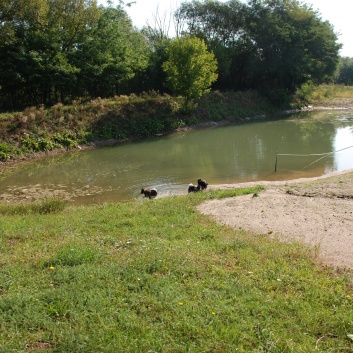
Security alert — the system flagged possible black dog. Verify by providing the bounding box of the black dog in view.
[141,188,158,199]
[188,183,201,193]
[197,179,208,190]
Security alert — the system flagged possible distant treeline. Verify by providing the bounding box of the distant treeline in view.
[0,0,348,111]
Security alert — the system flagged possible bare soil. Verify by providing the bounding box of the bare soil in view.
[198,169,353,270]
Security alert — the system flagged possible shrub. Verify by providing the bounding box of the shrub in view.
[20,135,40,152]
[0,142,21,160]
[53,132,78,149]
[38,137,59,151]
[292,81,316,107]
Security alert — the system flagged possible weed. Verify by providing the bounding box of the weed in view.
[0,142,21,160]
[0,188,352,351]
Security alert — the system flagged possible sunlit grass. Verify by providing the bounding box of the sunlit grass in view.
[0,197,67,215]
[0,187,352,352]
[312,84,353,100]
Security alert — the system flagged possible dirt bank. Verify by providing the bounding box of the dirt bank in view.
[198,169,353,269]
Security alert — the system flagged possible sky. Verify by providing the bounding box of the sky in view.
[99,0,353,57]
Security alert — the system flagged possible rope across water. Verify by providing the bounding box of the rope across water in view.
[274,145,353,172]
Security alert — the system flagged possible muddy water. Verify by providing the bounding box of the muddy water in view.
[1,110,353,204]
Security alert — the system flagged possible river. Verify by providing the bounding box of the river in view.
[0,110,352,204]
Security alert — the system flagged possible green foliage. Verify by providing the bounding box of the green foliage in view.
[0,188,352,351]
[52,132,78,149]
[20,133,78,152]
[163,36,218,107]
[0,1,149,110]
[292,81,316,107]
[245,0,340,95]
[72,5,149,99]
[194,90,276,121]
[0,0,343,110]
[141,31,170,93]
[177,0,341,100]
[336,57,353,85]
[20,136,39,152]
[0,142,21,161]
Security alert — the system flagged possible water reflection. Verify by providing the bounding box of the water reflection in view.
[333,126,353,171]
[1,110,353,204]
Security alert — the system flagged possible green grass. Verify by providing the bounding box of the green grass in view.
[0,187,352,352]
[0,197,67,215]
[311,84,353,101]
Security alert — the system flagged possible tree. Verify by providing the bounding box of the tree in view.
[175,0,248,90]
[336,57,353,85]
[139,6,174,93]
[0,0,150,109]
[0,0,101,109]
[162,36,218,106]
[244,0,341,99]
[175,0,341,102]
[72,5,149,98]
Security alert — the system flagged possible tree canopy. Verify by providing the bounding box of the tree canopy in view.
[176,0,341,102]
[163,36,218,106]
[0,0,343,110]
[0,0,149,110]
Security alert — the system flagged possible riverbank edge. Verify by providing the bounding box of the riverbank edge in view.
[1,102,353,171]
[206,167,353,191]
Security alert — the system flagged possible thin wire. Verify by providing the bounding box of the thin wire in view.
[275,145,353,172]
[277,145,353,157]
[301,154,331,170]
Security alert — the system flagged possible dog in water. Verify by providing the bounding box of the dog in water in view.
[188,184,201,193]
[188,179,208,193]
[141,188,158,199]
[197,179,208,190]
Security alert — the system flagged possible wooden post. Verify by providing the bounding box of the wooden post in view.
[275,152,278,172]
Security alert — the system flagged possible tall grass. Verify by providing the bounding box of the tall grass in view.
[0,197,67,215]
[311,84,353,100]
[0,187,352,352]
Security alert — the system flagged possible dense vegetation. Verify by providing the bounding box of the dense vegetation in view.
[176,0,340,103]
[336,57,353,85]
[0,0,342,110]
[1,188,353,352]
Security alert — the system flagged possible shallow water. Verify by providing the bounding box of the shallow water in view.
[1,110,353,204]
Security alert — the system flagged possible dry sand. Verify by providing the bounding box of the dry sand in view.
[198,169,353,269]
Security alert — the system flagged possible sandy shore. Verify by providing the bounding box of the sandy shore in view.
[198,169,353,269]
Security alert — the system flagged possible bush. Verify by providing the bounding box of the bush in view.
[20,135,40,152]
[292,81,316,107]
[53,132,78,149]
[0,142,21,160]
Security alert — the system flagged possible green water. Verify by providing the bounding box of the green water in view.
[1,110,353,204]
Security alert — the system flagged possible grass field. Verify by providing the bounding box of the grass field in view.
[1,187,352,352]
[311,84,353,101]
